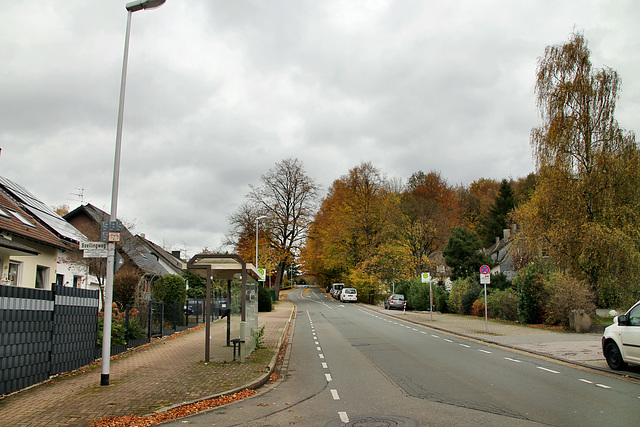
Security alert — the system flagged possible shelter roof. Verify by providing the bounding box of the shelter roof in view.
[187,254,260,281]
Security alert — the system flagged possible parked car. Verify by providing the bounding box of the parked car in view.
[602,299,640,370]
[330,283,345,299]
[384,294,405,310]
[340,287,358,303]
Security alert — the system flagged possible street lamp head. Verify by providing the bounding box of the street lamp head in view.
[256,215,268,222]
[126,0,166,12]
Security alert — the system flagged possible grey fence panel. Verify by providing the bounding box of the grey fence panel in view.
[0,286,54,396]
[50,286,100,375]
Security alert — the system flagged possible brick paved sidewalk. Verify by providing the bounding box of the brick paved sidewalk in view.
[0,300,294,427]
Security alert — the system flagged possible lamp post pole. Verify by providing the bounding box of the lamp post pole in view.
[255,215,267,267]
[101,0,166,387]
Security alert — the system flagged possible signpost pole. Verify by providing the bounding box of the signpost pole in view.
[484,282,488,333]
[480,265,491,334]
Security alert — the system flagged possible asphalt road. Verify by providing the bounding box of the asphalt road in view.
[170,287,640,426]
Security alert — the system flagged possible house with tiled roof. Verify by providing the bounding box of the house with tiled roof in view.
[65,204,185,303]
[0,176,93,291]
[0,185,76,289]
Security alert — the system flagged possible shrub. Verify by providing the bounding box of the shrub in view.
[407,279,430,310]
[544,272,596,326]
[486,288,518,321]
[97,303,128,347]
[258,285,273,312]
[152,275,187,324]
[514,261,549,324]
[448,277,473,314]
[461,283,482,315]
[470,298,485,317]
[432,283,449,313]
[113,269,141,306]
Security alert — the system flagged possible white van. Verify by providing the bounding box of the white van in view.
[330,283,344,299]
[340,287,357,303]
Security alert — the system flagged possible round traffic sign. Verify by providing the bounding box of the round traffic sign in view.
[480,265,490,275]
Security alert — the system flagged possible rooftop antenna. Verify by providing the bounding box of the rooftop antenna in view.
[70,187,85,204]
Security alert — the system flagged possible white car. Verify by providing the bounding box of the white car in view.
[602,300,640,370]
[340,287,358,303]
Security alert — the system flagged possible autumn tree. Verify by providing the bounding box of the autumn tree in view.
[393,171,459,276]
[230,158,319,301]
[514,31,640,306]
[300,162,400,298]
[456,178,499,234]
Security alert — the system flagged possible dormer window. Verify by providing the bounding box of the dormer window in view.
[6,209,35,227]
[0,207,9,218]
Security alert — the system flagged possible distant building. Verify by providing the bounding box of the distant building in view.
[484,225,517,281]
[65,204,185,303]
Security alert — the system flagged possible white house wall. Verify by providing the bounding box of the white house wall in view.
[9,238,58,289]
[56,251,93,290]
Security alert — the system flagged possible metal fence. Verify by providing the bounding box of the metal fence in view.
[0,285,216,396]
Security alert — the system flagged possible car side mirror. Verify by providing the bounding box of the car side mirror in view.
[618,314,628,326]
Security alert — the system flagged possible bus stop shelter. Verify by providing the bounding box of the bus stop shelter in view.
[186,254,260,362]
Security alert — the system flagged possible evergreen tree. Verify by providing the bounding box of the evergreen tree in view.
[443,227,492,280]
[482,179,515,247]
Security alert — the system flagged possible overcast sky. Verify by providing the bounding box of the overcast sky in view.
[1,0,638,258]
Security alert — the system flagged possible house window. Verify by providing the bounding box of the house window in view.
[6,209,36,227]
[35,265,49,289]
[73,275,82,288]
[8,261,22,286]
[0,207,10,218]
[56,274,64,287]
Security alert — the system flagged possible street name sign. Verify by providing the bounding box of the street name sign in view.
[79,242,107,250]
[83,249,108,258]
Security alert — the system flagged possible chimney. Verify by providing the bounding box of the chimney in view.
[172,250,181,259]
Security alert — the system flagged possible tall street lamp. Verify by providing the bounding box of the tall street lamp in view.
[101,0,166,387]
[255,215,268,268]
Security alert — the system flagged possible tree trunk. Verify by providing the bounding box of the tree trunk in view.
[274,261,286,301]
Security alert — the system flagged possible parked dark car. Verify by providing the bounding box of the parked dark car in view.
[384,294,405,310]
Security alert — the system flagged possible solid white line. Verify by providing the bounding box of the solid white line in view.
[537,367,560,374]
[596,384,611,389]
[478,349,492,354]
[330,389,340,400]
[339,412,349,423]
[325,373,332,382]
[322,362,328,369]
[504,357,522,363]
[579,379,593,384]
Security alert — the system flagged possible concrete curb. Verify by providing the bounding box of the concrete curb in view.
[358,304,640,381]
